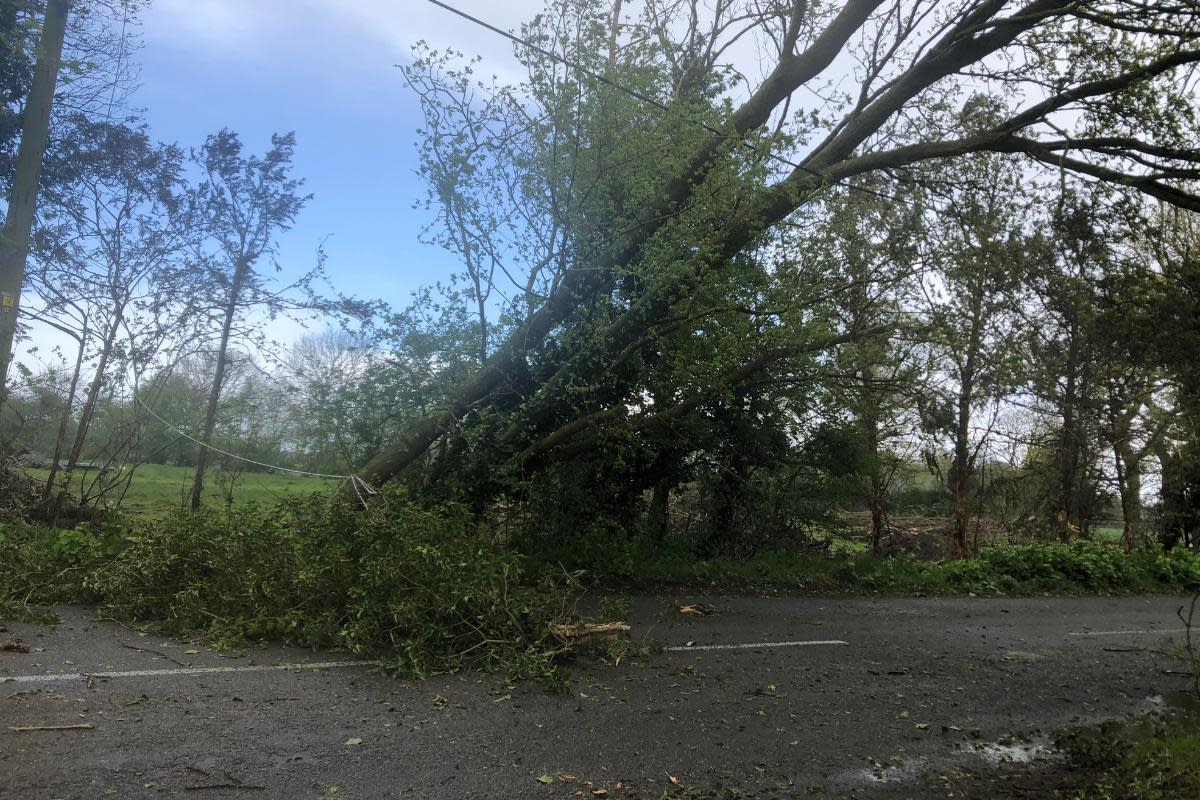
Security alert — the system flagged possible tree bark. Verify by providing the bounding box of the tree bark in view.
[190,264,245,510]
[43,324,87,498]
[64,313,122,474]
[647,480,670,546]
[0,0,69,390]
[1056,327,1080,541]
[1115,440,1142,552]
[951,279,985,559]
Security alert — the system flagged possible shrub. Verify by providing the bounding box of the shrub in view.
[0,520,118,606]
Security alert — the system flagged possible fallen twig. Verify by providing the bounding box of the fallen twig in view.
[8,723,94,732]
[117,639,189,667]
[550,622,631,645]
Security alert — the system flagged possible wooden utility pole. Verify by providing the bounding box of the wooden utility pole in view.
[0,0,70,391]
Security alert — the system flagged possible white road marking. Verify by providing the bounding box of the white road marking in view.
[666,639,848,652]
[1069,629,1189,637]
[1,660,375,684]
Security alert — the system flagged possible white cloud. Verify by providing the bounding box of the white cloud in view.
[142,0,273,53]
[143,0,537,74]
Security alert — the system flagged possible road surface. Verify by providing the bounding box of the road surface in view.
[1,595,1194,799]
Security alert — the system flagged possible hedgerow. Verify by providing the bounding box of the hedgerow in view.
[531,536,1200,595]
[6,503,1200,682]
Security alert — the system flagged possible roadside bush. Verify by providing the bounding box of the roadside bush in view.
[550,538,1200,595]
[0,520,119,606]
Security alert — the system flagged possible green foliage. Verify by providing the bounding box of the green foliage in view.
[1055,711,1200,800]
[528,536,1200,596]
[90,491,574,678]
[2,491,577,680]
[0,521,111,606]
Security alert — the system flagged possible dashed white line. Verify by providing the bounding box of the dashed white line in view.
[666,639,848,652]
[1,660,375,684]
[1069,629,1188,637]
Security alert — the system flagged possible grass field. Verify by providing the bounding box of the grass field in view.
[25,463,337,518]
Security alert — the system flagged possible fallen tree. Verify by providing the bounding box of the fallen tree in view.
[358,0,1200,505]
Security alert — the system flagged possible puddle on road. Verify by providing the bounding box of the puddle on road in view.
[973,737,1055,765]
[843,693,1181,788]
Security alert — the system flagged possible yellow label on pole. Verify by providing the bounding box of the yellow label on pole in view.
[0,292,15,311]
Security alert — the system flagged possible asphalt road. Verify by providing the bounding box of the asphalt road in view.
[1,595,1194,799]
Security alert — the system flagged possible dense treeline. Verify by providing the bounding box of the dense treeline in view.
[3,0,1200,563]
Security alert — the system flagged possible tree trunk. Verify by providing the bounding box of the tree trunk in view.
[951,436,971,558]
[863,408,885,555]
[1115,441,1142,552]
[1056,330,1080,541]
[647,480,670,546]
[0,0,69,390]
[43,326,87,498]
[870,475,885,556]
[64,315,121,474]
[951,283,984,559]
[190,267,244,510]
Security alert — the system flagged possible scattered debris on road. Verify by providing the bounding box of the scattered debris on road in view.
[8,723,94,733]
[678,602,715,616]
[550,622,630,645]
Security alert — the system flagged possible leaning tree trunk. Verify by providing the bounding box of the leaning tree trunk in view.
[0,0,69,391]
[353,1,889,487]
[43,325,87,498]
[190,265,245,510]
[63,313,122,475]
[354,0,1186,493]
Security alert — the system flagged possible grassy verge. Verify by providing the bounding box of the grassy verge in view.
[24,463,335,518]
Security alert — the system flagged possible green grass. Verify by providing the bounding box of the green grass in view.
[25,463,336,517]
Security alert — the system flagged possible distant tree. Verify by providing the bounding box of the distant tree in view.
[279,328,372,472]
[920,154,1040,556]
[814,183,924,553]
[186,130,311,509]
[31,117,189,495]
[1149,209,1200,550]
[1022,190,1116,539]
[1090,262,1173,550]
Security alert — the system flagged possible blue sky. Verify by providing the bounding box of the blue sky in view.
[134,0,535,323]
